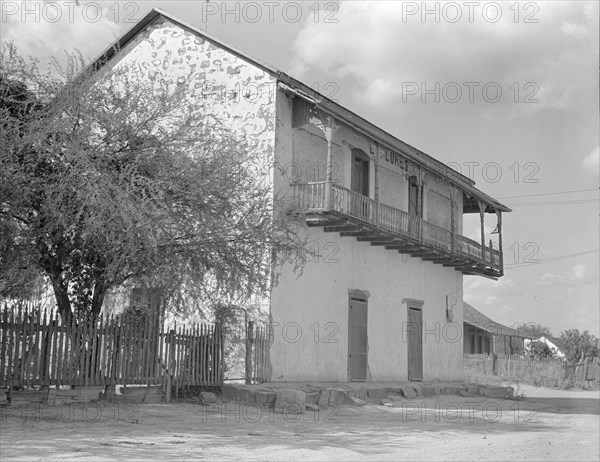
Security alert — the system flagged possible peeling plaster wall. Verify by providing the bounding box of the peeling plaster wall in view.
[106,18,278,313]
[108,17,277,181]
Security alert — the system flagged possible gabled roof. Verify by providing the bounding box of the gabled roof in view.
[463,302,526,338]
[91,8,511,214]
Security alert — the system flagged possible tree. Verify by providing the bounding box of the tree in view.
[0,43,308,323]
[558,329,599,364]
[527,340,556,360]
[514,322,552,339]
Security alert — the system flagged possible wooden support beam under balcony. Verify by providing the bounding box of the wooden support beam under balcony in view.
[413,252,440,259]
[371,239,403,246]
[324,223,360,233]
[422,254,459,262]
[386,243,419,251]
[442,259,471,266]
[357,236,393,242]
[306,218,347,228]
[340,229,378,237]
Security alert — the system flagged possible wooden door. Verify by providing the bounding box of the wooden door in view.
[348,297,368,381]
[351,151,369,196]
[408,176,419,215]
[407,307,423,381]
[408,176,420,237]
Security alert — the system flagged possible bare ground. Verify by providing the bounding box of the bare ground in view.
[0,386,598,461]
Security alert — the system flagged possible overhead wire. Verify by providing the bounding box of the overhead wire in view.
[498,188,598,200]
[504,249,599,269]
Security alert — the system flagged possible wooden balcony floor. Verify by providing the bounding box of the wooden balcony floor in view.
[291,182,503,279]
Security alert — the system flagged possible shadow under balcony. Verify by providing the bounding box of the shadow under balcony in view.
[290,182,503,279]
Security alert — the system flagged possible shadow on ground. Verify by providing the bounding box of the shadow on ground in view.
[523,397,600,415]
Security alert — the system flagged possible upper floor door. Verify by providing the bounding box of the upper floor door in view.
[408,175,419,216]
[351,149,370,197]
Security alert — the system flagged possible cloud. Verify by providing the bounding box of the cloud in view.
[582,146,600,174]
[290,1,599,119]
[571,263,587,280]
[2,1,131,69]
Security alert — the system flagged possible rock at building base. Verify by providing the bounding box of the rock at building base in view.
[255,391,276,408]
[317,388,346,409]
[200,392,217,403]
[348,396,365,406]
[274,389,305,414]
[479,386,514,399]
[401,387,418,398]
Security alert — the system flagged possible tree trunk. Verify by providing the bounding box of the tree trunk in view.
[91,280,107,318]
[50,274,73,325]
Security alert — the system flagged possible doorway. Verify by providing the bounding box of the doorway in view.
[407,306,423,381]
[348,296,368,381]
[351,149,370,197]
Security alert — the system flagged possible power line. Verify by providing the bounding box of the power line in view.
[505,249,600,269]
[508,199,599,206]
[507,267,598,286]
[498,188,598,200]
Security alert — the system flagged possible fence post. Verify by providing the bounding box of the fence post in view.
[246,321,255,385]
[165,328,175,404]
[492,353,498,376]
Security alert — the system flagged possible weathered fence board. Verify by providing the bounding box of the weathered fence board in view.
[0,305,223,388]
[251,324,271,384]
[464,353,600,385]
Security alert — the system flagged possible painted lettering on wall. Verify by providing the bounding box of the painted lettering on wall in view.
[383,150,410,172]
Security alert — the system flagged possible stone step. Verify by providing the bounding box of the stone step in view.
[221,382,514,411]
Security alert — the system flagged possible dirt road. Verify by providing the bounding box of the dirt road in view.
[1,387,598,461]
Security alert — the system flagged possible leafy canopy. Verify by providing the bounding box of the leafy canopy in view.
[0,43,307,322]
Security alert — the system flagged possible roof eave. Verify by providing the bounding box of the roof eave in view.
[90,8,511,214]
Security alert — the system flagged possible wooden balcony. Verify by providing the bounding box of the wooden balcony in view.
[291,182,503,278]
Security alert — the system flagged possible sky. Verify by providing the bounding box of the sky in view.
[1,0,598,336]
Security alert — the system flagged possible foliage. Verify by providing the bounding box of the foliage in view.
[214,301,267,380]
[514,322,552,339]
[558,329,599,364]
[0,42,308,323]
[527,340,557,360]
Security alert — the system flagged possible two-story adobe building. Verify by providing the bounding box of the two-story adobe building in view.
[97,8,510,383]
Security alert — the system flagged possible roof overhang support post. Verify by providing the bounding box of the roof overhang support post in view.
[478,200,486,261]
[324,116,334,210]
[495,208,503,270]
[374,142,380,227]
[450,186,457,252]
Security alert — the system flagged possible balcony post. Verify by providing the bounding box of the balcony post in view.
[496,209,503,269]
[374,142,380,226]
[324,117,334,210]
[478,201,486,262]
[450,186,457,252]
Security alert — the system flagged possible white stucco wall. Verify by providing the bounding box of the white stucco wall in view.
[273,90,465,382]
[275,90,464,235]
[270,228,464,382]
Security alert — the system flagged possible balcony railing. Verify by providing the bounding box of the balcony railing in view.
[291,181,502,275]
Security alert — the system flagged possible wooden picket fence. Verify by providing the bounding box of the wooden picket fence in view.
[251,324,271,384]
[0,305,223,388]
[464,354,600,386]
